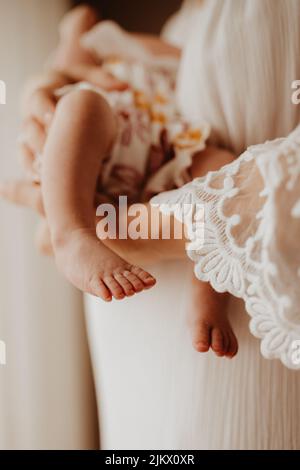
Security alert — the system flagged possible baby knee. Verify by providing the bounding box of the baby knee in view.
[56,88,116,145]
[57,88,109,119]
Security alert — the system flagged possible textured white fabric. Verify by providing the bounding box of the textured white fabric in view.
[86,288,300,450]
[152,126,300,368]
[86,0,300,449]
[160,0,201,48]
[151,0,300,369]
[176,0,300,155]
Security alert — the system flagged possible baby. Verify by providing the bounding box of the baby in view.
[35,6,238,358]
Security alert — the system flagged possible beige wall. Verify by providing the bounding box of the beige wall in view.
[0,0,98,449]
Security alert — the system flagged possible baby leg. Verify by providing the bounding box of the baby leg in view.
[35,218,53,257]
[42,89,156,300]
[99,145,238,352]
[189,275,238,358]
[189,147,238,357]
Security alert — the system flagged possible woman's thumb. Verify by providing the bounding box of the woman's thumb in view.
[67,64,128,91]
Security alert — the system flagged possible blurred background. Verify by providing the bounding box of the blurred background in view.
[0,0,180,450]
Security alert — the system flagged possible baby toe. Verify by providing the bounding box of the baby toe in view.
[130,266,156,289]
[114,273,135,297]
[193,322,211,352]
[222,330,229,354]
[211,328,226,356]
[123,270,144,292]
[103,275,125,300]
[226,331,239,358]
[93,279,112,302]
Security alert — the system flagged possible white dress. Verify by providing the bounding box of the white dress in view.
[85,0,300,449]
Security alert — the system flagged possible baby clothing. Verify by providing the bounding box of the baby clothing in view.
[70,60,209,202]
[36,21,210,202]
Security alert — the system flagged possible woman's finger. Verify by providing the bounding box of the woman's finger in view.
[0,180,44,215]
[35,219,53,257]
[20,118,46,155]
[21,71,69,125]
[64,64,128,91]
[23,88,56,127]
[18,143,38,179]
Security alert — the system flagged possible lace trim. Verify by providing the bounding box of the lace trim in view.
[151,130,300,369]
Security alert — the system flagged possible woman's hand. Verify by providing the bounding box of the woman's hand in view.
[19,71,69,179]
[0,174,114,256]
[0,60,128,254]
[19,65,127,179]
[2,70,74,218]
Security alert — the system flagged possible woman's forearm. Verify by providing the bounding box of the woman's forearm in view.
[132,33,181,58]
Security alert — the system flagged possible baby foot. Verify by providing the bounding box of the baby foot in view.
[188,280,238,358]
[54,228,156,301]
